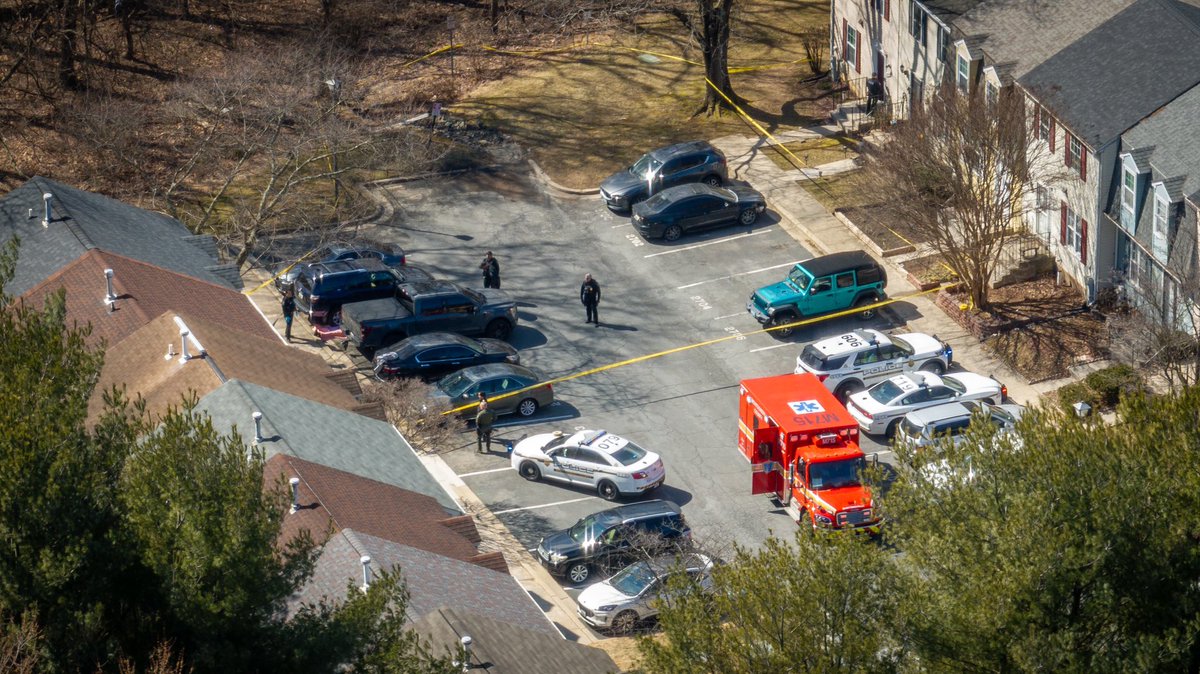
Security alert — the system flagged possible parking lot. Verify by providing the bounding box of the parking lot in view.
[372,168,902,568]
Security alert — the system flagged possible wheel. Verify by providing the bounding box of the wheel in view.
[566,562,590,584]
[769,313,797,338]
[610,610,639,634]
[703,174,722,187]
[597,480,619,501]
[834,380,864,403]
[484,319,513,340]
[920,360,946,375]
[853,295,878,321]
[517,398,539,417]
[738,209,759,226]
[886,419,901,438]
[519,461,541,481]
[663,224,683,241]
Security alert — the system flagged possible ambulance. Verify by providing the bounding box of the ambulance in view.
[737,372,882,534]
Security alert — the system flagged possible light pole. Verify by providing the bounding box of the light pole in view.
[324,77,341,203]
[447,17,456,81]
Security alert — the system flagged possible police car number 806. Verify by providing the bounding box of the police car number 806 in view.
[795,329,953,401]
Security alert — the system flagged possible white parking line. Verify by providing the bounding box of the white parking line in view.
[676,259,807,290]
[610,222,632,228]
[493,496,599,516]
[494,412,575,428]
[750,343,792,353]
[458,466,515,478]
[712,312,743,321]
[644,229,773,258]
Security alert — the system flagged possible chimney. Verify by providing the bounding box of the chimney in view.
[252,411,264,444]
[104,269,117,313]
[289,477,300,513]
[42,193,52,227]
[179,329,191,362]
[360,555,371,592]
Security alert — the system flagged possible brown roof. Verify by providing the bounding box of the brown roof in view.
[265,454,505,572]
[18,249,275,348]
[88,311,369,424]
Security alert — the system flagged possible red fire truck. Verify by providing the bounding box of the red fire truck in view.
[737,372,882,534]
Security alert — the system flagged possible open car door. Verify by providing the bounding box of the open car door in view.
[750,427,783,495]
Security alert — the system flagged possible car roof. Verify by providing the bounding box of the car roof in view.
[307,258,390,276]
[799,251,878,277]
[463,363,537,380]
[402,280,462,296]
[404,332,475,348]
[613,499,682,520]
[905,402,973,426]
[650,140,716,160]
[659,183,710,199]
[643,552,712,575]
[811,329,890,356]
[570,430,634,454]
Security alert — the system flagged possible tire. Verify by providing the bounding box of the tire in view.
[739,209,759,226]
[597,480,619,501]
[886,419,901,438]
[663,224,683,241]
[484,319,513,340]
[517,398,539,417]
[611,610,639,634]
[853,295,878,321]
[703,174,722,187]
[567,562,590,585]
[519,461,541,481]
[920,360,946,375]
[834,380,864,403]
[769,313,797,338]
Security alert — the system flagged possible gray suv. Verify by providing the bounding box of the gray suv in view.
[600,141,728,211]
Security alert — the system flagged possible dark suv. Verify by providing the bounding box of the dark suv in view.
[536,500,691,585]
[600,141,728,211]
[294,259,403,325]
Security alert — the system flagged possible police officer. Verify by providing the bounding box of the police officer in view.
[281,290,296,342]
[580,273,601,325]
[480,251,501,289]
[475,393,496,454]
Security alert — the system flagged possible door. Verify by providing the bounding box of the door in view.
[542,447,575,484]
[806,275,835,313]
[439,294,478,334]
[415,345,476,376]
[750,427,783,495]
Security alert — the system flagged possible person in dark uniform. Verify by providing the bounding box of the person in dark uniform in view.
[580,273,601,325]
[475,393,496,454]
[281,290,296,342]
[480,251,501,289]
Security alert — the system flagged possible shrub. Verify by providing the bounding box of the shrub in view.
[1084,364,1144,408]
[1057,380,1100,414]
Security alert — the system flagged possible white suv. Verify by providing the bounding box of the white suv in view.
[795,329,953,401]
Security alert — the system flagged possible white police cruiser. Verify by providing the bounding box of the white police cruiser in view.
[794,329,953,401]
[512,430,666,501]
[846,371,1006,437]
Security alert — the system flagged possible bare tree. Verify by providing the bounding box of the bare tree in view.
[799,28,827,77]
[360,378,463,454]
[0,611,41,674]
[670,0,741,115]
[865,82,1066,310]
[1106,255,1200,392]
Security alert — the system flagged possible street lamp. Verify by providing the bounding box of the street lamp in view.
[325,78,341,203]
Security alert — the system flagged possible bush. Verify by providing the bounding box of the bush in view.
[1057,364,1145,413]
[1057,380,1100,414]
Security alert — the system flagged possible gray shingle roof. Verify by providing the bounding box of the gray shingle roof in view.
[412,607,619,674]
[194,379,458,513]
[1123,84,1200,204]
[1018,0,1200,147]
[291,529,554,634]
[0,177,240,296]
[920,0,987,21]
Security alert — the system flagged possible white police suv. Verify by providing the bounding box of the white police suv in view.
[846,371,1006,437]
[512,430,666,500]
[794,329,953,401]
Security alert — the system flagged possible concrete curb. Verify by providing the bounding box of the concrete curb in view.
[833,210,916,258]
[528,159,600,196]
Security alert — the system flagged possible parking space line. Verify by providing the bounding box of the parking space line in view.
[610,222,632,228]
[493,496,599,516]
[458,466,515,478]
[494,412,575,428]
[676,259,806,289]
[712,312,743,321]
[644,229,773,258]
[749,343,792,353]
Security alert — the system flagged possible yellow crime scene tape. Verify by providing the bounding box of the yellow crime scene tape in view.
[244,247,322,295]
[442,286,945,416]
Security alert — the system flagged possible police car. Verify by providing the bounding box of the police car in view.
[845,371,1006,437]
[512,430,666,500]
[794,329,953,401]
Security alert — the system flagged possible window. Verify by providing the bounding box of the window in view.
[845,25,859,73]
[1038,107,1054,149]
[1066,134,1086,180]
[956,55,969,93]
[836,272,855,288]
[937,27,950,62]
[872,0,890,20]
[1153,194,1170,259]
[985,81,998,108]
[1121,168,1137,228]
[1061,203,1086,264]
[910,1,928,46]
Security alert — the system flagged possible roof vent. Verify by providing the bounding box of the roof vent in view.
[360,555,372,592]
[42,193,52,228]
[172,317,206,362]
[179,329,192,362]
[165,342,176,360]
[252,411,264,444]
[104,269,117,313]
[456,635,473,672]
[288,477,300,513]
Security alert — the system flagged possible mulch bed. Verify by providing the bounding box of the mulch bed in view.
[839,204,929,250]
[901,253,957,289]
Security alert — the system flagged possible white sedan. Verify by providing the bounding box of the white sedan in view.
[846,371,1006,436]
[512,430,666,500]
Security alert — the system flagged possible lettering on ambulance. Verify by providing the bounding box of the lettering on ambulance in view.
[793,413,840,427]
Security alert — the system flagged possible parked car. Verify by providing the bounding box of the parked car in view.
[294,259,410,325]
[373,332,519,380]
[576,553,714,633]
[895,400,1025,451]
[536,500,691,585]
[794,329,953,401]
[428,363,553,418]
[600,141,727,211]
[341,280,518,357]
[511,429,666,500]
[273,243,408,292]
[748,251,887,338]
[632,183,766,241]
[846,371,1007,437]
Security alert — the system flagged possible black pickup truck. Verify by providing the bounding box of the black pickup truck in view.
[340,280,519,357]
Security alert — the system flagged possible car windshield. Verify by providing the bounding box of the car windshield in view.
[541,435,569,453]
[787,266,812,292]
[630,153,663,178]
[713,187,736,200]
[609,562,658,597]
[644,193,670,209]
[890,336,915,357]
[988,404,1017,425]
[899,417,924,440]
[808,457,863,490]
[567,513,619,543]
[944,376,967,394]
[799,344,833,372]
[437,370,474,398]
[461,287,485,302]
[869,379,906,404]
[610,442,648,466]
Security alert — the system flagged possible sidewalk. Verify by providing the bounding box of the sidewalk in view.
[710,128,1063,406]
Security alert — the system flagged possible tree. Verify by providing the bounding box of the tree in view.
[669,0,741,115]
[865,82,1066,310]
[1105,254,1200,392]
[638,532,898,673]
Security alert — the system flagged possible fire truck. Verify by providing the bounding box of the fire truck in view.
[737,372,882,534]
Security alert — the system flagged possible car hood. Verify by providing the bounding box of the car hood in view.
[810,484,872,512]
[754,280,800,307]
[512,432,558,460]
[477,288,517,309]
[601,169,650,197]
[947,372,1002,393]
[540,529,583,557]
[899,332,945,356]
[478,338,519,362]
[727,185,764,204]
[578,581,636,610]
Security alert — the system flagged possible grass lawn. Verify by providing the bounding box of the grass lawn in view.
[765,136,858,171]
[452,0,834,188]
[798,168,871,213]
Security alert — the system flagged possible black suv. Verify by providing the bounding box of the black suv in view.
[536,500,691,585]
[294,259,404,325]
[600,141,728,211]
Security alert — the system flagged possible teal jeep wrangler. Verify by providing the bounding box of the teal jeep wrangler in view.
[747,251,887,338]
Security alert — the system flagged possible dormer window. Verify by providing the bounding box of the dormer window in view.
[1121,168,1136,228]
[985,81,998,108]
[1152,189,1170,260]
[956,55,969,93]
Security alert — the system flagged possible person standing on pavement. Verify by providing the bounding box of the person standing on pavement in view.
[580,273,601,325]
[480,251,501,289]
[281,290,296,342]
[475,392,496,454]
